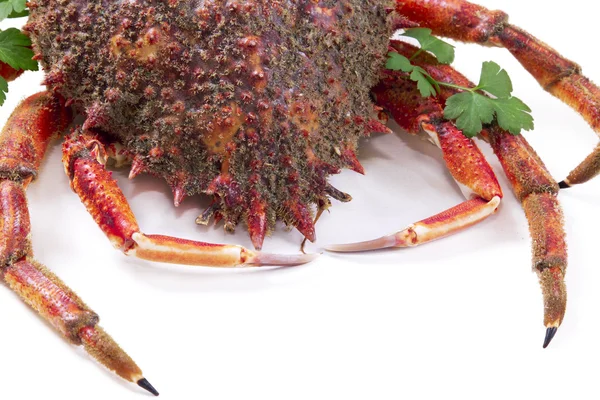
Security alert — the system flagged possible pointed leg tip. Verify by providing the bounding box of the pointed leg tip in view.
[558,181,570,189]
[138,378,159,396]
[324,243,355,253]
[543,327,558,349]
[324,235,398,253]
[249,234,265,251]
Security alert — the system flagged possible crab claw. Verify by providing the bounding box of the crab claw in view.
[128,233,318,267]
[326,198,501,253]
[325,234,400,253]
[245,250,320,266]
[63,132,318,269]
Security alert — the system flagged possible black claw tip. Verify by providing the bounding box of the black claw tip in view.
[138,378,159,396]
[558,181,570,189]
[543,327,558,349]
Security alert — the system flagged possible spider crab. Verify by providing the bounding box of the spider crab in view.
[0,0,598,395]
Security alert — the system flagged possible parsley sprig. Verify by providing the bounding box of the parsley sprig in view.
[0,28,37,71]
[0,28,37,105]
[443,62,534,136]
[0,0,28,21]
[386,28,534,137]
[0,0,37,106]
[386,28,454,97]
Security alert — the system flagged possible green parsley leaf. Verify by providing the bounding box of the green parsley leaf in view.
[443,61,534,137]
[403,28,455,64]
[385,38,533,137]
[492,96,535,135]
[0,28,38,71]
[0,76,8,106]
[411,66,438,97]
[386,52,414,73]
[386,53,438,97]
[0,4,11,20]
[477,61,513,98]
[8,9,28,18]
[444,92,495,137]
[0,0,27,21]
[7,0,25,12]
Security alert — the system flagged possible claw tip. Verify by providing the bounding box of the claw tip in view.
[247,251,319,266]
[558,181,570,189]
[543,327,558,349]
[138,378,159,396]
[325,235,398,253]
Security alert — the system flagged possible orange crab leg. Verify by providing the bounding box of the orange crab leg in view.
[0,92,158,395]
[0,91,70,185]
[326,197,500,252]
[389,41,567,347]
[62,131,316,267]
[397,0,600,187]
[327,64,503,252]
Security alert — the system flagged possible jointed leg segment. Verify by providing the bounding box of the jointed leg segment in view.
[0,92,158,395]
[328,56,503,252]
[348,39,568,346]
[485,127,566,345]
[0,90,313,395]
[62,131,316,267]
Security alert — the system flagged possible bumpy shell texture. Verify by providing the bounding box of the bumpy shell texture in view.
[26,0,394,248]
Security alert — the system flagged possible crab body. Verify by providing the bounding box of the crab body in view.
[1,0,600,396]
[26,0,394,247]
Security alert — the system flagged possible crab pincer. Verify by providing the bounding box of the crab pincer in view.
[326,197,501,252]
[127,233,317,267]
[327,51,504,253]
[63,130,317,268]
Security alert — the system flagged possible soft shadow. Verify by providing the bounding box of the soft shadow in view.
[120,255,314,294]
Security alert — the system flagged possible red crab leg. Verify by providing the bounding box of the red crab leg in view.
[559,144,600,188]
[391,41,567,347]
[396,0,600,187]
[327,62,503,252]
[0,92,158,395]
[62,131,316,267]
[0,61,24,82]
[484,126,566,347]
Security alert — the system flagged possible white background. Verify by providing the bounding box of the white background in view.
[1,1,599,399]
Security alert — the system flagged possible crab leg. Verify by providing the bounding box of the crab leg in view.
[327,65,503,252]
[0,92,158,395]
[397,0,600,187]
[559,144,600,188]
[0,61,24,82]
[387,41,567,346]
[62,131,316,267]
[484,126,566,347]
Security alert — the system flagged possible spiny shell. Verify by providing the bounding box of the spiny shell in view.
[26,0,394,248]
